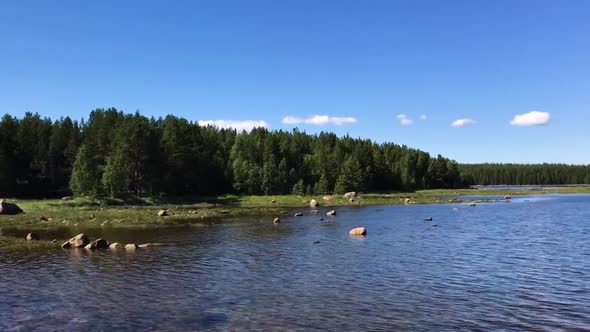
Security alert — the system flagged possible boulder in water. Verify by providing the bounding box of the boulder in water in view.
[125,244,138,250]
[109,242,122,249]
[62,233,90,249]
[349,227,367,236]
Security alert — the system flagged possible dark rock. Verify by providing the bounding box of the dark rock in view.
[423,217,433,221]
[0,200,24,215]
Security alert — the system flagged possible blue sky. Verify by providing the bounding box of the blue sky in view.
[1,0,589,164]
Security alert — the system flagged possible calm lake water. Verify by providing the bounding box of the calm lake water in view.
[1,194,590,331]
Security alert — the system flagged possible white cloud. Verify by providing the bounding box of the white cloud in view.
[509,111,550,126]
[451,118,476,127]
[396,114,413,126]
[198,119,268,131]
[282,115,357,125]
[420,114,428,120]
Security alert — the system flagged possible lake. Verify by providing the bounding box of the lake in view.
[1,194,589,330]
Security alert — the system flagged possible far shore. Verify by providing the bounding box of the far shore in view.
[2,187,590,250]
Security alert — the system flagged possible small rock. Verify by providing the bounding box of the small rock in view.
[326,210,336,216]
[319,218,324,221]
[62,233,90,249]
[344,192,356,198]
[313,240,321,244]
[309,199,319,208]
[26,232,39,241]
[125,244,138,250]
[423,217,433,221]
[93,238,109,249]
[349,198,355,202]
[504,195,512,200]
[61,196,73,201]
[294,212,303,217]
[39,216,48,221]
[349,227,367,236]
[433,224,439,227]
[270,199,277,204]
[273,217,281,224]
[51,239,57,243]
[469,203,476,207]
[322,195,333,201]
[157,209,169,217]
[109,242,122,249]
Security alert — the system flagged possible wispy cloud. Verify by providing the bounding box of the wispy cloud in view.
[198,120,268,131]
[396,114,413,126]
[451,118,476,127]
[510,111,550,126]
[420,114,428,120]
[282,115,357,125]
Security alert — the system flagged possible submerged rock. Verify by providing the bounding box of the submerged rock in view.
[62,233,90,249]
[26,232,39,241]
[349,227,367,236]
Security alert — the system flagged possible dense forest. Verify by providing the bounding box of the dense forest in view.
[460,164,590,186]
[0,109,466,198]
[1,109,588,198]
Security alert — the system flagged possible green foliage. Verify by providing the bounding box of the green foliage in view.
[15,109,578,199]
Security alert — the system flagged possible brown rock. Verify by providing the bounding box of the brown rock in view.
[26,232,39,241]
[349,227,367,236]
[62,233,90,249]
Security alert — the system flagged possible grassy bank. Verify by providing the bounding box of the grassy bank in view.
[2,187,589,250]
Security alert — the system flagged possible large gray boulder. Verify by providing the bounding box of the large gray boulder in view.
[0,200,24,215]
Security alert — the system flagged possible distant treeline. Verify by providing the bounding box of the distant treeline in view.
[0,109,467,198]
[459,163,590,185]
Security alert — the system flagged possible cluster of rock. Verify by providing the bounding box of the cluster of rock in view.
[273,205,367,237]
[59,233,157,250]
